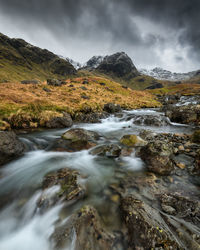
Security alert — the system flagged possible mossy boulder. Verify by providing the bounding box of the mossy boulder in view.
[38,168,85,211]
[120,134,147,147]
[192,130,200,143]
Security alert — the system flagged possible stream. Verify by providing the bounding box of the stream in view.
[0,103,198,249]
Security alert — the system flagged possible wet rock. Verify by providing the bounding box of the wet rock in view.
[38,168,85,210]
[140,140,174,175]
[192,130,200,143]
[160,193,200,226]
[73,112,108,123]
[50,128,99,151]
[52,205,119,250]
[47,79,66,86]
[21,79,39,84]
[139,129,157,141]
[165,104,200,125]
[103,103,122,113]
[120,195,180,249]
[46,113,73,128]
[133,114,169,126]
[120,134,147,147]
[62,128,99,142]
[0,131,25,166]
[90,144,121,158]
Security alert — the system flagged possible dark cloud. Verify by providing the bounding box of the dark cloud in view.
[0,0,199,71]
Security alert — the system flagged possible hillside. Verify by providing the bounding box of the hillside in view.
[0,33,76,82]
[0,76,160,129]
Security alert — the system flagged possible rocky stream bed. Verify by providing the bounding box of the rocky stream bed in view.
[0,97,199,250]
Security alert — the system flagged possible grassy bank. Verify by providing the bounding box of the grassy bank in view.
[0,76,161,129]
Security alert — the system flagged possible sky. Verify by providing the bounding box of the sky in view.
[0,0,199,72]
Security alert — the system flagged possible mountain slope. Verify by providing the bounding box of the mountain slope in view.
[0,33,76,82]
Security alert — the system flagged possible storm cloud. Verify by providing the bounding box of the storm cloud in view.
[0,0,199,72]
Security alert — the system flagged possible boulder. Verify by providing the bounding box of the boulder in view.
[120,195,180,249]
[21,80,40,84]
[0,131,25,166]
[120,134,147,147]
[90,144,121,158]
[192,130,200,143]
[133,114,169,126]
[103,103,122,113]
[50,128,99,152]
[140,140,174,175]
[47,79,66,86]
[73,112,108,123]
[38,168,85,211]
[45,113,73,128]
[52,206,118,250]
[160,193,200,226]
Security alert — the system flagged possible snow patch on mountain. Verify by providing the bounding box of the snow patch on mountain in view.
[140,67,197,81]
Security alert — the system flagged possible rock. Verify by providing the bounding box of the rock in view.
[145,83,163,89]
[0,131,25,166]
[139,129,157,140]
[192,130,200,143]
[120,134,147,147]
[50,128,99,152]
[81,95,90,100]
[133,114,169,126]
[45,113,73,128]
[73,112,108,123]
[38,168,85,211]
[43,87,51,92]
[82,80,89,84]
[90,144,121,158]
[47,79,66,86]
[120,195,180,249]
[80,86,87,90]
[99,82,106,86]
[21,80,39,84]
[103,103,122,113]
[62,128,99,142]
[97,52,139,79]
[165,104,200,125]
[160,193,200,226]
[122,85,128,89]
[52,205,118,250]
[140,140,174,175]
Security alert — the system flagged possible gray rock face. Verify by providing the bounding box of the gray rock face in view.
[0,131,25,166]
[97,52,139,79]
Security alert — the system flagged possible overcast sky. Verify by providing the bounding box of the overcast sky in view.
[0,0,199,72]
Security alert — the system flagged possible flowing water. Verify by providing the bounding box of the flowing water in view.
[0,106,197,250]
